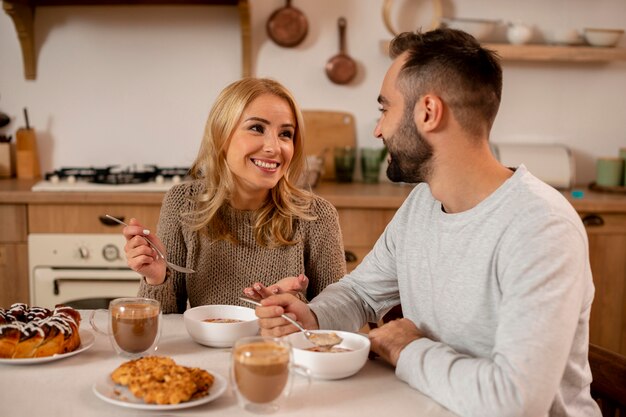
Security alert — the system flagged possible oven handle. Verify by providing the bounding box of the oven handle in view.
[53,278,139,295]
[99,215,126,226]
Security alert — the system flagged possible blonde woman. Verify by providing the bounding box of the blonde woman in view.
[122,78,346,313]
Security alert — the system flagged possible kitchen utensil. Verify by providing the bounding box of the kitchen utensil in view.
[239,297,343,350]
[15,107,40,179]
[266,0,308,47]
[325,17,357,85]
[104,214,195,274]
[382,0,442,36]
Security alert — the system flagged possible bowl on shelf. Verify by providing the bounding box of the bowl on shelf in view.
[583,28,624,47]
[183,304,259,348]
[284,330,370,380]
[440,17,500,42]
[547,28,583,46]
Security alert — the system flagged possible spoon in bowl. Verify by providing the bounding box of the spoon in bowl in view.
[105,214,195,274]
[239,297,343,350]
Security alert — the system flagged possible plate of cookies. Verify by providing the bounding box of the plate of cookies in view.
[92,356,227,410]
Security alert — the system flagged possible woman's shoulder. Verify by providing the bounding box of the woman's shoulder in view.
[307,194,339,221]
[162,179,205,208]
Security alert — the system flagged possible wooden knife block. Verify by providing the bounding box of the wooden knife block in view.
[15,127,41,179]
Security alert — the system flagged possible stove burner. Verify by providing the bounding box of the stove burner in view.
[44,165,190,185]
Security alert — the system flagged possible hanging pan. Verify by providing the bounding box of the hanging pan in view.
[266,0,309,48]
[325,17,357,85]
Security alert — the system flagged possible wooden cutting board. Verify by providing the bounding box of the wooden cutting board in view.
[302,110,356,180]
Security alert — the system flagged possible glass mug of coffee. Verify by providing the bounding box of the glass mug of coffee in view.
[89,297,161,358]
[231,336,310,414]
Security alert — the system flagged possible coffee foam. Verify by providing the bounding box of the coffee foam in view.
[235,342,289,365]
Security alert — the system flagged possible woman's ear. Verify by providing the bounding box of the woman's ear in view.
[414,94,444,133]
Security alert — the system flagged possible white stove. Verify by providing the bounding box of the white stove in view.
[31,165,189,192]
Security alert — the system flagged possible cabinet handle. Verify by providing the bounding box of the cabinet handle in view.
[99,215,125,226]
[582,214,604,227]
[345,250,357,263]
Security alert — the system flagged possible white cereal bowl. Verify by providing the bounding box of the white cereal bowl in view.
[583,28,624,47]
[183,305,259,348]
[284,330,370,380]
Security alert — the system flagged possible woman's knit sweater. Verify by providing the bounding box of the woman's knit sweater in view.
[138,180,347,313]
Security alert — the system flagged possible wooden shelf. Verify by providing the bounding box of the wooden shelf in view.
[381,40,626,63]
[2,0,251,80]
[484,43,626,62]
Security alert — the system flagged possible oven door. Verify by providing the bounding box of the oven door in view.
[32,267,142,309]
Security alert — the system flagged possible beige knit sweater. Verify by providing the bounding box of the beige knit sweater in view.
[138,180,347,313]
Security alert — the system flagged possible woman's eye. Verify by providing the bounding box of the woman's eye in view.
[279,130,294,140]
[250,124,265,134]
[378,107,386,114]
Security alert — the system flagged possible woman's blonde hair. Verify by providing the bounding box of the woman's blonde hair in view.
[187,77,315,247]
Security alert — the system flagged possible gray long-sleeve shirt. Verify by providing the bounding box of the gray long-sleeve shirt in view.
[310,165,600,417]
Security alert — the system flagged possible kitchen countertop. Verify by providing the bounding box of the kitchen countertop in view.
[1,178,626,212]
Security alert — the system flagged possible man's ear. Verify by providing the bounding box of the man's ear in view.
[414,94,443,133]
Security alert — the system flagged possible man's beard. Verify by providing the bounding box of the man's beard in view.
[385,107,434,184]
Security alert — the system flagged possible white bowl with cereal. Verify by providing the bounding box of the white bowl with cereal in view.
[183,305,259,348]
[284,330,370,380]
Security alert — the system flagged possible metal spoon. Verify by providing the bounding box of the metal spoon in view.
[105,214,195,274]
[239,297,343,350]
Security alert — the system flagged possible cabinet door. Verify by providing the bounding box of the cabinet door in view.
[337,208,396,271]
[0,243,28,308]
[29,204,161,233]
[582,213,626,355]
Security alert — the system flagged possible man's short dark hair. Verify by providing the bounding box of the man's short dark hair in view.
[389,28,503,138]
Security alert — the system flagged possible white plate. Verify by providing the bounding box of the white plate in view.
[0,329,95,365]
[92,369,227,410]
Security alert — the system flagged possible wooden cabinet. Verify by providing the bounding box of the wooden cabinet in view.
[28,204,161,233]
[337,208,396,271]
[581,212,626,355]
[0,204,29,308]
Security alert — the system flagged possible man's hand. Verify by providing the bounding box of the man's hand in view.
[243,274,309,300]
[254,294,319,337]
[369,318,424,366]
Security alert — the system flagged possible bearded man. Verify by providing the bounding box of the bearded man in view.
[252,28,600,417]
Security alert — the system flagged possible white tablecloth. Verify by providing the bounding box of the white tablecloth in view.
[0,311,457,417]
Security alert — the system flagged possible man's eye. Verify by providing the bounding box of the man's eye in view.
[378,107,386,114]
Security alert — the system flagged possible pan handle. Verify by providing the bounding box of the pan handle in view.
[338,17,347,53]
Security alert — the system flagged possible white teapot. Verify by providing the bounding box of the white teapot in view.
[507,22,533,45]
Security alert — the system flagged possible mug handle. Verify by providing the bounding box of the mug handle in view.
[89,309,109,335]
[285,363,311,398]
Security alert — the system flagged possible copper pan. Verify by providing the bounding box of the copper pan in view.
[325,17,357,85]
[266,0,308,48]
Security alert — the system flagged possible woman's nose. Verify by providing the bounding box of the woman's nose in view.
[263,133,280,153]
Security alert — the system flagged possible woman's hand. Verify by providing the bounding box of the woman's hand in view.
[122,218,167,285]
[243,274,309,300]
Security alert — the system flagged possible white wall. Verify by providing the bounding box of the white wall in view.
[1,0,625,184]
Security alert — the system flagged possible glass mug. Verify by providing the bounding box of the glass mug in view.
[231,336,310,414]
[90,297,162,358]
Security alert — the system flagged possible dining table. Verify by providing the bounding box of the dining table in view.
[0,311,458,417]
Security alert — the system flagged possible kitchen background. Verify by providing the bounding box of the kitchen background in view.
[0,0,625,185]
